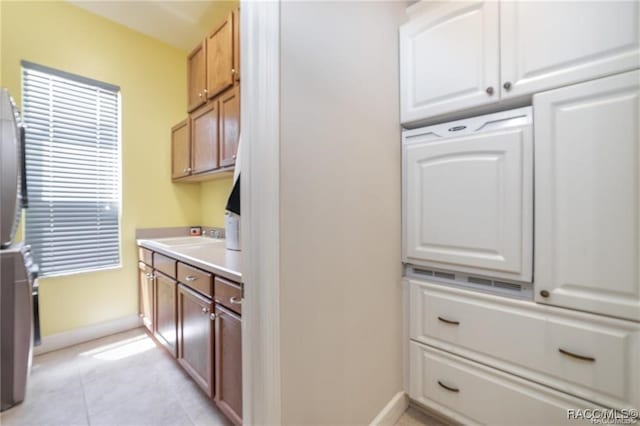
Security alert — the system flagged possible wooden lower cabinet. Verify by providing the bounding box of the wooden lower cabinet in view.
[177,283,215,398]
[215,305,243,425]
[138,262,154,332]
[155,272,178,358]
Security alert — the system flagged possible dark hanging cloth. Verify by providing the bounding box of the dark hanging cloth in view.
[226,174,241,215]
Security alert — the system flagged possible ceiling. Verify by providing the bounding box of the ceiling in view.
[67,1,232,51]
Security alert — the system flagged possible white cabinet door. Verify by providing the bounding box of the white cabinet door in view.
[400,1,499,125]
[403,109,532,282]
[534,70,640,322]
[501,1,640,99]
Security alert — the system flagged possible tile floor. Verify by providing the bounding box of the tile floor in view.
[1,327,446,426]
[0,328,231,426]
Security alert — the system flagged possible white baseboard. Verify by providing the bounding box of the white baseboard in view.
[370,391,409,426]
[34,314,143,355]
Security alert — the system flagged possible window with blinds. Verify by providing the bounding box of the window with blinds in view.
[22,61,121,277]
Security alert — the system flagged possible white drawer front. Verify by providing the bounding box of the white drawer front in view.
[410,342,605,426]
[409,280,640,409]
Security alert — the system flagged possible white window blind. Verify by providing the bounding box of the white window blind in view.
[22,61,121,277]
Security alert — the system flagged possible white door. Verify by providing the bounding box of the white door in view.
[501,1,640,99]
[400,1,499,125]
[403,108,533,282]
[534,70,640,322]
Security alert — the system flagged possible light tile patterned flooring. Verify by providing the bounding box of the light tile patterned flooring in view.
[0,328,231,426]
[1,327,445,426]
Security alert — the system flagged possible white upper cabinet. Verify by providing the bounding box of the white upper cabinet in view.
[403,108,532,282]
[501,1,640,99]
[399,1,499,124]
[401,0,640,125]
[534,70,640,322]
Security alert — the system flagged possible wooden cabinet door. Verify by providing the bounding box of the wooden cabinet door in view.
[171,120,190,179]
[206,12,234,99]
[177,284,214,397]
[215,305,242,425]
[155,272,178,358]
[233,7,240,82]
[187,42,207,112]
[500,1,640,100]
[190,102,219,174]
[138,262,154,332]
[399,1,499,125]
[219,86,240,168]
[534,70,640,322]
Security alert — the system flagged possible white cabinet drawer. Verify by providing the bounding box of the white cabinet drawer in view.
[409,279,640,409]
[409,342,605,426]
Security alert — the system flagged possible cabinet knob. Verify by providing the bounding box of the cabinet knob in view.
[230,296,242,305]
[185,275,197,281]
[198,92,202,98]
[210,313,217,321]
[503,81,512,91]
[201,307,209,314]
[486,86,494,96]
[540,290,550,298]
[231,68,236,74]
[232,154,237,160]
[203,88,208,95]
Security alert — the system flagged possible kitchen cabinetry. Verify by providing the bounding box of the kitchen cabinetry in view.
[171,120,190,179]
[173,7,241,182]
[400,1,499,124]
[187,42,207,112]
[534,70,640,322]
[155,272,178,357]
[233,8,240,82]
[400,0,640,125]
[178,283,215,397]
[137,244,243,424]
[206,12,234,99]
[500,1,640,100]
[138,261,154,332]
[215,305,242,425]
[219,86,240,168]
[409,342,606,426]
[190,102,219,174]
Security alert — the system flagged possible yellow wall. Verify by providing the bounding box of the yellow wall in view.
[1,1,201,336]
[198,0,237,228]
[200,178,234,227]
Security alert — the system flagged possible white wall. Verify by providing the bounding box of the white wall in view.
[279,2,405,424]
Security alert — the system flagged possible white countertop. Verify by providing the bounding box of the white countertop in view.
[136,237,242,283]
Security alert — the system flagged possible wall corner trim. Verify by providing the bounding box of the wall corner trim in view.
[369,391,409,426]
[33,314,142,356]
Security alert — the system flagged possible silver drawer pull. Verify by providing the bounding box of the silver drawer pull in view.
[230,296,242,305]
[437,316,459,326]
[437,380,459,393]
[185,275,198,281]
[210,313,217,321]
[558,348,595,362]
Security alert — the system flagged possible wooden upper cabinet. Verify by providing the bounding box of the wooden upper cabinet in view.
[219,86,240,168]
[187,42,207,112]
[206,12,234,99]
[191,102,219,174]
[233,7,240,82]
[171,120,190,180]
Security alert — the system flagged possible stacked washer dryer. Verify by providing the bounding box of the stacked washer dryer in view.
[0,88,39,411]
